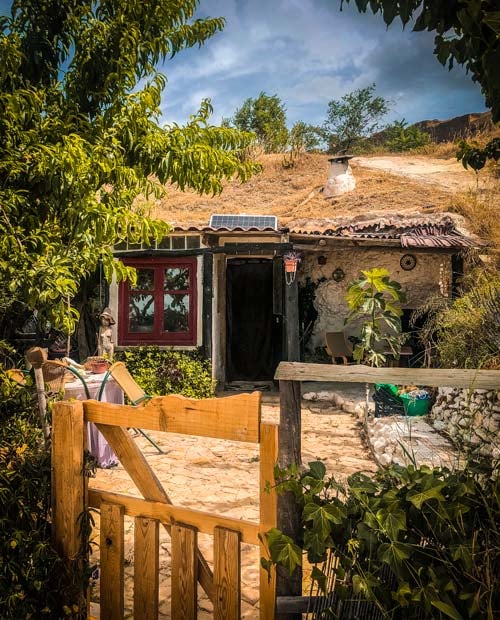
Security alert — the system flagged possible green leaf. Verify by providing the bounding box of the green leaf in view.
[378,541,411,570]
[308,461,326,480]
[265,528,302,574]
[407,483,446,509]
[431,600,463,620]
[376,507,407,541]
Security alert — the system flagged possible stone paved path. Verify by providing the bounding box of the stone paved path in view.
[88,402,376,619]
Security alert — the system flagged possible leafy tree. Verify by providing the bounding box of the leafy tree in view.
[384,119,431,152]
[232,91,289,153]
[0,0,260,335]
[322,84,389,153]
[289,121,322,152]
[341,0,500,169]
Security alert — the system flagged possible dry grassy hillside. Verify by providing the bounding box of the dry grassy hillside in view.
[154,153,478,228]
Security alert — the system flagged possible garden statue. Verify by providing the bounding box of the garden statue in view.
[97,307,115,360]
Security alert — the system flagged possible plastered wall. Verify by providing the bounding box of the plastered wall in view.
[299,247,452,352]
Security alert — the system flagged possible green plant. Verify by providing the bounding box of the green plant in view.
[267,460,500,619]
[384,120,431,152]
[345,268,406,366]
[0,367,86,618]
[118,346,215,398]
[321,83,389,153]
[0,1,260,334]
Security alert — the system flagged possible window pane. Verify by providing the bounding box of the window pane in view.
[129,294,154,332]
[164,267,189,290]
[172,236,185,250]
[158,237,171,250]
[186,236,200,249]
[134,269,155,291]
[163,294,189,332]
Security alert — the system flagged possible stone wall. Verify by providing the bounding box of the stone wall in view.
[299,247,452,352]
[431,388,500,461]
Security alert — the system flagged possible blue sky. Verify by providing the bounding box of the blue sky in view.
[161,0,487,128]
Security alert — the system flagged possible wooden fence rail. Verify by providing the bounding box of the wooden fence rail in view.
[52,392,278,620]
[274,362,500,619]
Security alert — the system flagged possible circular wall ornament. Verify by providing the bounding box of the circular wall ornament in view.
[400,254,417,271]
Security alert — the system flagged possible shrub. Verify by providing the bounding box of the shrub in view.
[0,368,85,618]
[118,346,215,399]
[267,461,500,619]
[384,120,431,152]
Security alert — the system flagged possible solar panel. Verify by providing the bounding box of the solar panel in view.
[209,214,278,230]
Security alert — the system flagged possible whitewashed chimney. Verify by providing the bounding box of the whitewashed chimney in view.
[323,155,356,197]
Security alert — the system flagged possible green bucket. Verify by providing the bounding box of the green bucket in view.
[400,393,430,416]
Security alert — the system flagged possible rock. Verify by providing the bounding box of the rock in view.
[302,392,317,401]
[432,420,446,432]
[378,453,392,467]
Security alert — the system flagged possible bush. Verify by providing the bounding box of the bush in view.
[118,346,215,399]
[268,461,500,619]
[0,368,85,618]
[384,120,431,152]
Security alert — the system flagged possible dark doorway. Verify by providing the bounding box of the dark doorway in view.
[226,258,279,381]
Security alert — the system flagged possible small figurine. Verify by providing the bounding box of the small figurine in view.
[97,307,115,360]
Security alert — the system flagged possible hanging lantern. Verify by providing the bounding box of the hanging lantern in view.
[283,252,302,285]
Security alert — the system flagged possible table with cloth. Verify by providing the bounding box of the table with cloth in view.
[63,372,122,468]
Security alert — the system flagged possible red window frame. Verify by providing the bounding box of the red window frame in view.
[118,257,197,346]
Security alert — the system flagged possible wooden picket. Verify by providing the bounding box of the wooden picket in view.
[51,392,278,619]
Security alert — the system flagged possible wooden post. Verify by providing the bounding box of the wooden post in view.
[285,276,300,362]
[276,380,302,619]
[51,400,87,611]
[202,252,213,361]
[33,366,50,446]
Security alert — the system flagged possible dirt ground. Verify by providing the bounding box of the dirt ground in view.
[354,154,478,192]
[88,403,376,619]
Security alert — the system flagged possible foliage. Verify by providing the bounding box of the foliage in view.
[422,273,500,369]
[0,367,85,618]
[457,136,500,171]
[341,0,500,169]
[231,92,289,153]
[268,460,500,619]
[384,119,431,152]
[345,268,406,366]
[283,121,323,167]
[322,83,389,153]
[118,346,215,398]
[0,0,260,334]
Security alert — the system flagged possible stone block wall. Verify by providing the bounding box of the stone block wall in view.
[430,387,500,461]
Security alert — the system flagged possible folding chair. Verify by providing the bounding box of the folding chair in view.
[98,361,163,453]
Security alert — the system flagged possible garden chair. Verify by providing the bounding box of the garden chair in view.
[98,361,163,453]
[325,331,353,365]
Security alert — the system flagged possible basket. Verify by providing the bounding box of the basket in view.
[400,393,430,416]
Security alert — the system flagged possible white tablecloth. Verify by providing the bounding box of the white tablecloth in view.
[64,372,123,468]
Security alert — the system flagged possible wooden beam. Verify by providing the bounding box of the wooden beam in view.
[276,380,302,620]
[171,522,198,620]
[100,502,125,619]
[259,423,279,620]
[85,391,261,443]
[51,400,87,560]
[285,277,300,362]
[202,251,213,361]
[214,527,241,620]
[275,362,500,390]
[134,516,159,619]
[88,488,260,545]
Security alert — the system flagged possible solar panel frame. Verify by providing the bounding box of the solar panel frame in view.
[209,214,278,230]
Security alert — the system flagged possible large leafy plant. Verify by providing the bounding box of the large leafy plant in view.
[345,268,406,366]
[266,461,500,619]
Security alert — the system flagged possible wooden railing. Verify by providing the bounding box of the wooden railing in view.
[274,362,500,619]
[51,392,278,620]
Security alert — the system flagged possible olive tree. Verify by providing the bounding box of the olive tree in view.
[232,92,289,153]
[0,0,260,334]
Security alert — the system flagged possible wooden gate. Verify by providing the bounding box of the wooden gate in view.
[51,392,278,619]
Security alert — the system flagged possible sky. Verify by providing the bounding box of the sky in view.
[161,0,487,129]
